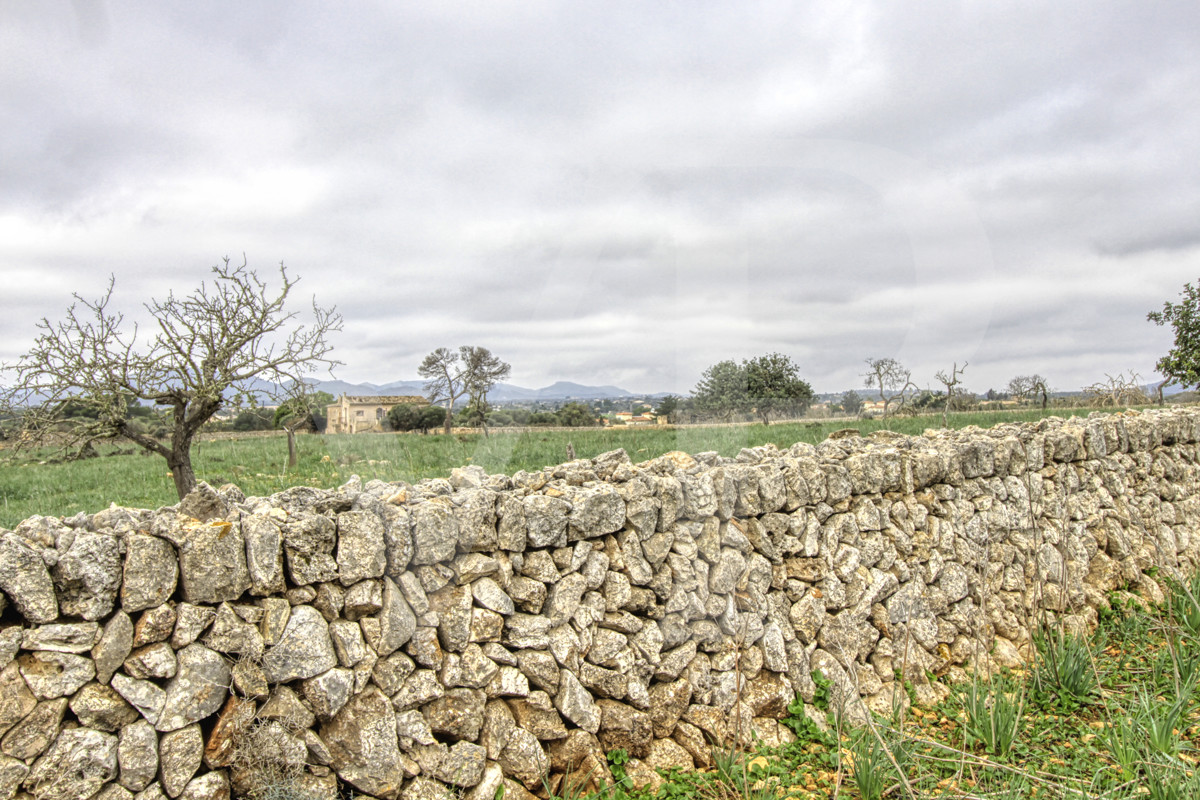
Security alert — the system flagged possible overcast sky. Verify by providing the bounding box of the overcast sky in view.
[2,2,1198,396]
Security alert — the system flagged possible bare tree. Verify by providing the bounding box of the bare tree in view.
[863,357,917,423]
[274,385,334,468]
[1,258,341,498]
[1007,374,1049,408]
[934,361,968,428]
[418,347,469,435]
[1083,371,1149,407]
[419,345,511,436]
[459,346,511,438]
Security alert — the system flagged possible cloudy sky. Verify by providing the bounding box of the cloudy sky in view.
[2,1,1198,397]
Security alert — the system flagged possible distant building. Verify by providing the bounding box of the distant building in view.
[326,394,426,434]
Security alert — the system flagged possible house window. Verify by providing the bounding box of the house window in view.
[376,408,385,419]
[356,410,364,417]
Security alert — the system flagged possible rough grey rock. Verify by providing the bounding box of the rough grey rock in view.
[422,688,486,741]
[302,667,355,720]
[158,724,203,798]
[411,498,459,566]
[414,741,487,788]
[0,663,37,740]
[69,683,138,732]
[0,754,28,800]
[117,720,159,792]
[155,644,230,732]
[282,513,339,586]
[111,674,166,725]
[160,517,251,604]
[343,580,383,621]
[567,487,626,540]
[17,651,94,699]
[1,698,65,761]
[241,514,286,596]
[202,603,264,661]
[336,511,387,586]
[120,534,179,614]
[52,531,121,620]
[471,578,514,616]
[133,605,178,648]
[320,688,405,800]
[177,772,229,800]
[375,577,417,658]
[123,643,178,681]
[554,671,600,734]
[497,727,549,789]
[169,604,216,650]
[24,727,118,800]
[261,605,338,683]
[21,622,99,653]
[523,495,570,549]
[0,534,58,623]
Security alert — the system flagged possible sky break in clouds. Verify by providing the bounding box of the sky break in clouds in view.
[2,1,1199,398]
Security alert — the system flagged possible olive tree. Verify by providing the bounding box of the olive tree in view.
[1,258,341,498]
[1148,278,1200,402]
[863,357,916,422]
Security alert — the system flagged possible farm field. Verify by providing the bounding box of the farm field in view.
[2,406,1107,528]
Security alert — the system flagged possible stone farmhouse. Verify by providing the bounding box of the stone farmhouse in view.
[325,393,426,433]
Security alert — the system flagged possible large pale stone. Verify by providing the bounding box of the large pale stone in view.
[52,531,122,620]
[0,534,58,623]
[18,652,94,699]
[303,668,354,720]
[567,486,626,540]
[69,683,138,732]
[509,691,568,741]
[497,728,549,790]
[93,612,134,685]
[422,688,486,741]
[523,495,570,548]
[320,688,405,800]
[124,643,178,681]
[202,603,264,661]
[430,584,473,653]
[121,535,179,614]
[336,512,387,586]
[0,663,37,738]
[111,674,167,725]
[376,578,417,658]
[648,678,692,738]
[24,727,118,800]
[158,724,203,798]
[118,720,159,792]
[1,698,66,761]
[282,513,339,586]
[411,498,459,565]
[177,772,229,800]
[133,605,178,648]
[0,754,28,800]
[170,604,216,650]
[261,605,338,683]
[156,645,230,732]
[554,671,599,734]
[596,700,652,758]
[241,514,285,596]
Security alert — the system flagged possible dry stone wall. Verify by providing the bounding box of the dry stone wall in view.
[2,408,1200,800]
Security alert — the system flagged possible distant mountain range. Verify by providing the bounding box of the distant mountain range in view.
[307,379,641,402]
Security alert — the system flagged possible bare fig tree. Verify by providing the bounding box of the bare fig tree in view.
[1,258,341,498]
[1083,371,1149,408]
[934,361,967,428]
[863,357,917,423]
[1007,374,1049,408]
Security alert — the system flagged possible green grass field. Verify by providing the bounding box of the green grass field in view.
[0,406,1104,528]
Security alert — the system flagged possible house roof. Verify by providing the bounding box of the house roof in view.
[334,395,426,405]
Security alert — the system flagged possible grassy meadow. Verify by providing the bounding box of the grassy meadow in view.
[2,406,1102,528]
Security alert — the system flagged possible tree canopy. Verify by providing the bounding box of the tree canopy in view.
[1148,279,1200,392]
[418,345,510,435]
[1,258,341,498]
[693,353,813,424]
